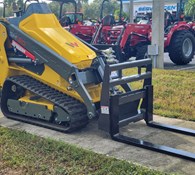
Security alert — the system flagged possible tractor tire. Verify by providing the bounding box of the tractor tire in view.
[136,45,148,60]
[169,30,195,65]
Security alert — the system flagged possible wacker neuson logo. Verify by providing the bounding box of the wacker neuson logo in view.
[66,42,79,48]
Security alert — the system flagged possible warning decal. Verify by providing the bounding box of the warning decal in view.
[101,106,109,114]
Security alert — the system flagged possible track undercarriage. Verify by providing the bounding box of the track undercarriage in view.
[1,75,88,132]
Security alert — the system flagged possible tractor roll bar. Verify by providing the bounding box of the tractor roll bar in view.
[51,0,77,19]
[24,0,39,13]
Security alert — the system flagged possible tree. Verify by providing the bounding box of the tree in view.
[3,0,15,16]
[49,2,60,17]
[76,0,88,12]
[2,0,24,16]
[17,0,24,9]
[185,0,195,20]
[83,0,119,20]
[114,9,128,21]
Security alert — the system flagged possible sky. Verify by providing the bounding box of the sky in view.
[89,0,94,4]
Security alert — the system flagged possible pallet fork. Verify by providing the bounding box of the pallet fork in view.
[98,58,195,161]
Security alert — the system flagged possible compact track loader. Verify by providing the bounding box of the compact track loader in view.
[1,1,195,161]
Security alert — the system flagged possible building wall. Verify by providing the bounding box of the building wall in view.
[122,0,185,16]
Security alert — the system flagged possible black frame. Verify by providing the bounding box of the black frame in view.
[98,58,195,161]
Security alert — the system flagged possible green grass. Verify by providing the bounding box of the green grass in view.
[153,69,195,121]
[125,69,195,121]
[0,127,167,175]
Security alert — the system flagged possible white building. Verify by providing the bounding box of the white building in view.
[122,0,186,16]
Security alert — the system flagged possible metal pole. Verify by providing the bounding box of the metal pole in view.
[178,0,183,20]
[152,0,164,68]
[3,3,5,18]
[129,0,134,23]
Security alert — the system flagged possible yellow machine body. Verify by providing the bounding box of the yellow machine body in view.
[0,13,101,104]
[0,24,10,86]
[19,14,96,68]
[19,95,54,111]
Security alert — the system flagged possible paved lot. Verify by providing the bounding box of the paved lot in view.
[0,111,195,175]
[131,54,195,71]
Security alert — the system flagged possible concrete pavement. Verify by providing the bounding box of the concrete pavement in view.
[0,110,195,175]
[130,54,195,71]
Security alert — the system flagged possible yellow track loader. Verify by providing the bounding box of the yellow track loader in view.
[0,1,136,132]
[1,1,195,161]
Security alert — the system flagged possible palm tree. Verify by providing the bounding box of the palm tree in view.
[185,0,195,20]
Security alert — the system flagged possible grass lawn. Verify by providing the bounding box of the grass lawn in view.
[127,69,195,121]
[153,69,195,121]
[0,127,168,175]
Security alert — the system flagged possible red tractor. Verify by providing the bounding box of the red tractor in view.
[163,20,195,65]
[91,0,195,65]
[54,0,97,43]
[135,10,195,65]
[91,0,151,62]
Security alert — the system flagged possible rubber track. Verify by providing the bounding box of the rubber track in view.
[5,75,88,132]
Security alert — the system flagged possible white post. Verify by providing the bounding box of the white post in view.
[129,0,134,23]
[152,0,164,68]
